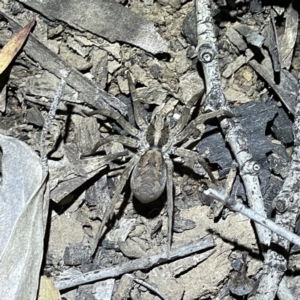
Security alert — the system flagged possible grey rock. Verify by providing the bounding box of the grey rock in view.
[271,107,294,145]
[250,0,263,13]
[268,143,291,179]
[149,63,163,79]
[247,32,265,47]
[63,243,92,266]
[182,10,197,46]
[173,216,196,233]
[76,285,95,300]
[197,101,278,176]
[264,175,283,218]
[26,106,44,127]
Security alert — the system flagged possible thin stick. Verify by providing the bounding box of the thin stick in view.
[204,188,300,246]
[126,274,169,300]
[39,70,69,174]
[54,235,215,290]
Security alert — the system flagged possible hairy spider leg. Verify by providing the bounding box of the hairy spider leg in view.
[91,153,142,254]
[127,72,148,131]
[90,135,139,155]
[176,110,234,144]
[84,109,140,138]
[174,91,204,134]
[174,147,216,183]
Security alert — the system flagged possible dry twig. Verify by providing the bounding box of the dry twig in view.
[195,1,300,298]
[39,69,69,174]
[54,235,214,290]
[204,188,300,246]
[248,46,300,300]
[125,274,169,300]
[195,0,271,248]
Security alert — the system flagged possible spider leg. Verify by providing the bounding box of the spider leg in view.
[91,153,141,255]
[83,109,140,138]
[174,91,204,134]
[82,135,139,156]
[174,147,216,183]
[127,72,148,131]
[165,156,174,254]
[176,110,234,144]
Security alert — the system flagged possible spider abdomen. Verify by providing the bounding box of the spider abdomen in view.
[130,150,167,203]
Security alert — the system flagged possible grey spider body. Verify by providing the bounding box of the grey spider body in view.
[86,72,233,253]
[131,149,167,203]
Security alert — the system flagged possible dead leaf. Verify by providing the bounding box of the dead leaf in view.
[38,276,61,300]
[0,134,47,300]
[0,18,35,74]
[17,0,168,54]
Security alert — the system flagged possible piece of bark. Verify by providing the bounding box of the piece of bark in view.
[181,9,197,47]
[18,0,169,54]
[0,83,6,113]
[263,175,283,218]
[233,23,264,48]
[26,71,79,103]
[73,115,101,154]
[0,13,127,115]
[250,60,297,115]
[264,15,281,74]
[278,3,299,69]
[226,27,247,52]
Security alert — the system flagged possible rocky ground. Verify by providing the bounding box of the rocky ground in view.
[0,0,299,299]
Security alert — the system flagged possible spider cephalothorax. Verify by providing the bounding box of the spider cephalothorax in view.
[86,72,232,252]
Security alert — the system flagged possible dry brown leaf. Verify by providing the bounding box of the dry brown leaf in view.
[0,17,35,74]
[38,276,61,300]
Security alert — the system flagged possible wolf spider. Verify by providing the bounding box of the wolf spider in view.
[86,73,232,252]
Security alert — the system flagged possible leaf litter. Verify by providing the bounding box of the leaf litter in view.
[0,1,299,300]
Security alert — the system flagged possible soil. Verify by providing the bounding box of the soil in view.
[0,0,299,299]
